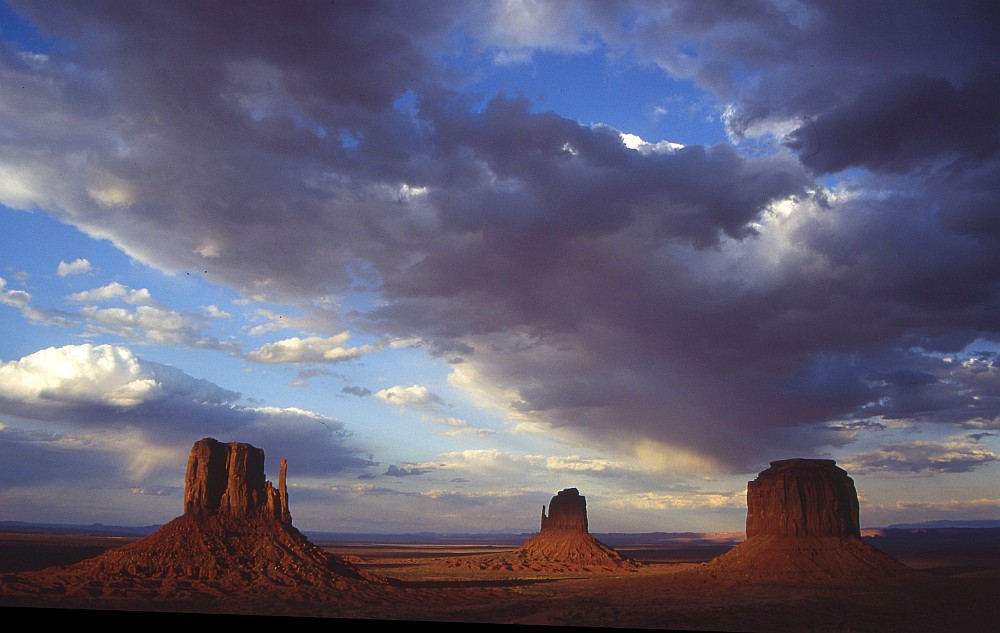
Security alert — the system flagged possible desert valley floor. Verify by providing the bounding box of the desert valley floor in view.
[1,526,998,632]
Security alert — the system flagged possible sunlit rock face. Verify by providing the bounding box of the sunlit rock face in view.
[183,437,290,523]
[700,458,912,584]
[540,487,590,532]
[745,458,861,538]
[437,486,640,573]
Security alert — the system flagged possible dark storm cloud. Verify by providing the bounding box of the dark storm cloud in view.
[384,464,433,477]
[825,420,887,433]
[787,71,1000,174]
[341,385,373,398]
[419,93,809,247]
[967,432,997,442]
[3,0,461,299]
[698,1,1000,138]
[2,1,1000,473]
[840,350,1000,427]
[0,426,116,485]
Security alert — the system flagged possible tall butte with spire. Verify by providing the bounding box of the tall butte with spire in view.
[515,487,639,572]
[0,437,384,601]
[701,458,914,584]
[441,487,639,573]
[183,437,291,523]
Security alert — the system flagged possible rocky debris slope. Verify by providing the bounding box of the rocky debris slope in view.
[440,488,640,574]
[0,438,387,603]
[700,459,914,584]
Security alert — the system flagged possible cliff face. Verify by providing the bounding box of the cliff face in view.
[540,487,589,532]
[701,458,911,584]
[183,437,290,523]
[745,458,860,538]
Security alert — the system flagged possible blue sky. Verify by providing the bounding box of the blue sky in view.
[1,0,999,534]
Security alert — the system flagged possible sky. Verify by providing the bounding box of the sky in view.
[0,0,999,535]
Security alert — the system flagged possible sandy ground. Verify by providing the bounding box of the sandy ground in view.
[1,529,999,632]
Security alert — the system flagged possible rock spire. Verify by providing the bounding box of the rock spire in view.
[183,437,290,523]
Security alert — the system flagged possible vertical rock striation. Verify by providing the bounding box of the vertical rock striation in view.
[746,458,860,538]
[183,437,290,523]
[540,487,589,532]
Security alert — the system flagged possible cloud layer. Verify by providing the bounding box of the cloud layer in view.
[0,344,375,508]
[1,0,998,479]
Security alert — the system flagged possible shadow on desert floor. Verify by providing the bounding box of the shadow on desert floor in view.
[385,577,561,589]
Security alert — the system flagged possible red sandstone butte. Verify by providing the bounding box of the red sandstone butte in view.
[184,437,291,522]
[0,437,384,600]
[702,458,913,584]
[540,486,590,532]
[746,458,860,538]
[441,487,639,573]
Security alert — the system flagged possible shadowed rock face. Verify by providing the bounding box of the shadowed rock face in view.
[746,458,860,538]
[183,437,290,523]
[541,487,589,532]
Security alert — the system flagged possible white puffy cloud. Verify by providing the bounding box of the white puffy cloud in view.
[530,454,628,475]
[436,416,496,437]
[56,258,91,277]
[414,448,519,472]
[67,282,153,305]
[0,344,375,481]
[0,277,31,308]
[14,281,230,351]
[243,308,339,336]
[202,304,231,319]
[620,132,684,153]
[412,448,633,479]
[612,490,746,512]
[245,332,370,364]
[0,343,163,408]
[79,304,229,349]
[374,384,444,410]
